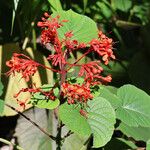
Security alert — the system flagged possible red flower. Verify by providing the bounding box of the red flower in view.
[78,61,103,79]
[62,83,93,104]
[37,13,67,45]
[47,53,66,69]
[78,61,112,86]
[6,53,39,82]
[90,31,115,65]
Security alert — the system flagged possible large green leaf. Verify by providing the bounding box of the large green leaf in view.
[86,97,116,148]
[15,108,52,150]
[112,0,132,12]
[99,86,121,109]
[52,10,98,43]
[118,122,150,142]
[147,139,150,150]
[62,127,87,150]
[59,103,91,137]
[116,84,150,127]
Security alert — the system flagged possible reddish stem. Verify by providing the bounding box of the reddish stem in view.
[67,48,92,72]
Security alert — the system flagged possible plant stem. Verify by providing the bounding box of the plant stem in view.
[67,49,92,71]
[5,103,56,141]
[56,122,63,150]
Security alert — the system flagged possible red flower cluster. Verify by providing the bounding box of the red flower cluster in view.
[78,61,111,85]
[6,12,116,110]
[6,53,39,82]
[90,31,115,65]
[37,13,67,45]
[62,83,93,104]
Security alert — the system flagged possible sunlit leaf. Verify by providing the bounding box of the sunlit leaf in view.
[87,97,116,148]
[52,10,98,43]
[116,84,150,127]
[118,122,150,142]
[59,103,91,137]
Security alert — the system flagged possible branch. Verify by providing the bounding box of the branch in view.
[5,103,56,141]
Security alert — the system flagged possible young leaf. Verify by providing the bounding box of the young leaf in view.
[116,84,150,127]
[86,97,116,148]
[59,103,91,137]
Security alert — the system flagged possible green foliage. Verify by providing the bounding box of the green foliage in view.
[86,97,116,148]
[30,85,60,110]
[52,10,98,43]
[147,139,150,150]
[112,0,132,12]
[30,96,60,110]
[59,96,116,148]
[118,122,150,142]
[1,0,150,149]
[48,0,62,12]
[98,86,121,109]
[116,84,150,127]
[59,103,91,137]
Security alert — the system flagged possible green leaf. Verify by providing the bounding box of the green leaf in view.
[52,10,98,43]
[0,80,4,96]
[118,122,150,142]
[97,2,112,19]
[99,86,121,109]
[112,0,132,12]
[116,84,150,127]
[147,139,150,150]
[48,0,62,12]
[62,127,87,150]
[15,108,52,150]
[59,103,91,137]
[86,97,116,148]
[31,93,60,110]
[0,99,4,116]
